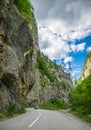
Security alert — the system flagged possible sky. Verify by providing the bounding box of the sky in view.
[31,0,91,80]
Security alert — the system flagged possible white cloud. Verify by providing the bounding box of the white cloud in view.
[31,0,91,43]
[38,26,86,59]
[65,64,69,69]
[70,44,76,52]
[86,46,91,52]
[77,43,86,52]
[64,56,73,63]
[70,43,86,52]
[68,29,91,42]
[39,26,70,59]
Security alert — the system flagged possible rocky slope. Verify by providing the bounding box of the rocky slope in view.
[0,0,38,110]
[80,52,91,81]
[26,52,73,105]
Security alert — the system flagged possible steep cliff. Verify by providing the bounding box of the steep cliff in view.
[0,0,38,110]
[80,52,91,81]
[26,52,73,105]
[0,0,73,111]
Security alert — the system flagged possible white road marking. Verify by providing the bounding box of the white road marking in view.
[28,111,41,128]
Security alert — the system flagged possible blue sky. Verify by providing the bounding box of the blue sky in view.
[31,0,91,80]
[68,36,91,80]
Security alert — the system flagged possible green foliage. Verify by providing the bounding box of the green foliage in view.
[0,113,6,120]
[15,0,36,33]
[15,0,34,21]
[61,80,67,89]
[40,78,47,88]
[70,74,91,122]
[0,103,30,118]
[37,52,55,82]
[7,104,18,117]
[60,80,70,90]
[40,99,68,110]
[0,103,30,120]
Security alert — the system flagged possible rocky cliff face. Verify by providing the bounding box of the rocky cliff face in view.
[81,52,91,81]
[0,0,73,110]
[26,52,73,105]
[0,0,38,110]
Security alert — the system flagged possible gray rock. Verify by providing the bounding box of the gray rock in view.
[0,0,38,110]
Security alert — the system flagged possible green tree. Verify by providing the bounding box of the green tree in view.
[70,74,91,119]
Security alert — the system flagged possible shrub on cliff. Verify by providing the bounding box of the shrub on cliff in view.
[15,0,34,20]
[37,52,55,82]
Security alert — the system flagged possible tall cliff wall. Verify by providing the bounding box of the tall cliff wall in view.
[80,52,91,81]
[0,0,38,110]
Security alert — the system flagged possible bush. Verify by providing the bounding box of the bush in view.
[40,99,68,110]
[61,80,67,89]
[37,52,55,82]
[7,104,18,117]
[3,103,30,118]
[15,0,34,22]
[0,113,6,120]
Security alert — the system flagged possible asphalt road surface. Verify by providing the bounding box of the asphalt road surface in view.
[0,108,91,130]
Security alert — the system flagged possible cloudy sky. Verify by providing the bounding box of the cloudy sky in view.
[31,0,91,80]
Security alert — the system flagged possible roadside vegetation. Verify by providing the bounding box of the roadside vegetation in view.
[0,103,30,120]
[69,74,91,123]
[40,98,68,110]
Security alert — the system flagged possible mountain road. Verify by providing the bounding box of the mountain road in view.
[0,108,91,130]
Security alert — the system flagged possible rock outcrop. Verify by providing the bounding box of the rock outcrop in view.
[81,52,91,81]
[0,0,38,110]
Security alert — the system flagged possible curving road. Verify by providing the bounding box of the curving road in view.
[0,108,91,130]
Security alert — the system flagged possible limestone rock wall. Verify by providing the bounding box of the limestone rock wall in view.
[0,0,38,110]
